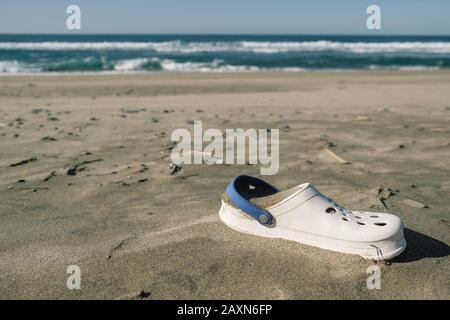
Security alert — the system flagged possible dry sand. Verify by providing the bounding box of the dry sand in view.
[0,71,449,299]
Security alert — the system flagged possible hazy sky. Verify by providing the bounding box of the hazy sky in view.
[1,0,449,35]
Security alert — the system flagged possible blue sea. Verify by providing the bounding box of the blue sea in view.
[1,34,450,74]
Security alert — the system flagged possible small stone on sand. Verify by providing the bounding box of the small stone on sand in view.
[403,198,429,208]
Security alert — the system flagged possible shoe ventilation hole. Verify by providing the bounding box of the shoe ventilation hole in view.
[370,215,379,218]
[249,185,255,190]
[342,217,349,221]
[357,221,366,225]
[374,222,387,226]
[341,212,348,216]
[355,216,362,219]
[326,207,337,214]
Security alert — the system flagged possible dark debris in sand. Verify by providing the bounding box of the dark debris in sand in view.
[10,157,38,167]
[67,159,103,176]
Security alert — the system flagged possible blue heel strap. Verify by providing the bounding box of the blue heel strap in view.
[226,175,279,225]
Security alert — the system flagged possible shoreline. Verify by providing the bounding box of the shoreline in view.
[1,68,449,78]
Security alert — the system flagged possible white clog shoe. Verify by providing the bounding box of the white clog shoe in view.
[219,175,406,260]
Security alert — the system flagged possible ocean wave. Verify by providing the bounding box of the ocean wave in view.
[0,60,40,73]
[0,60,21,73]
[114,58,150,71]
[397,66,441,71]
[42,57,110,72]
[0,57,444,75]
[368,64,441,71]
[2,40,450,54]
[0,57,305,74]
[239,41,450,54]
[114,58,265,72]
[158,59,260,72]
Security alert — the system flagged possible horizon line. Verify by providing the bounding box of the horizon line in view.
[1,33,450,37]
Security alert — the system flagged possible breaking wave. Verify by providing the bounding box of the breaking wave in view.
[1,35,449,74]
[2,40,450,54]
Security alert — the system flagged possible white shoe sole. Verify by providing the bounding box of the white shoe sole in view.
[219,201,406,260]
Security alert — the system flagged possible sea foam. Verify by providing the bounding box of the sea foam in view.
[2,41,450,54]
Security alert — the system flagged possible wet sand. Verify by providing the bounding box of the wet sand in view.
[0,71,449,299]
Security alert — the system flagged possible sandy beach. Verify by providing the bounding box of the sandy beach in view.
[0,71,449,299]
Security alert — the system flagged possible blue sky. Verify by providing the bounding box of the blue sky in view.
[0,0,449,35]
